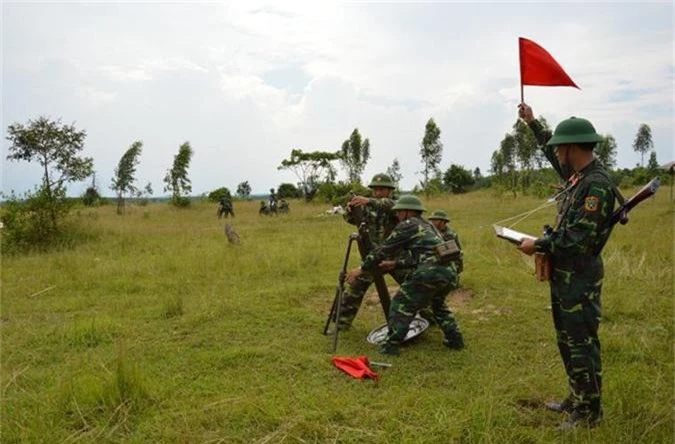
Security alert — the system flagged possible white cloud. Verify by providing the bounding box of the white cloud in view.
[2,2,673,196]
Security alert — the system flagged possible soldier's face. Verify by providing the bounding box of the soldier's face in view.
[554,144,571,164]
[395,210,408,221]
[431,219,446,230]
[372,187,391,198]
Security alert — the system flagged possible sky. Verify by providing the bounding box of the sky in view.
[2,1,673,197]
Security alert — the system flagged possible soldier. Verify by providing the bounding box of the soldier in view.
[329,173,406,332]
[428,210,464,276]
[218,195,234,218]
[345,195,464,356]
[268,188,278,213]
[517,103,618,430]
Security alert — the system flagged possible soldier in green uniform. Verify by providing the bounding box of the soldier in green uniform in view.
[517,103,618,430]
[330,173,407,332]
[428,210,464,275]
[218,195,234,218]
[345,195,465,356]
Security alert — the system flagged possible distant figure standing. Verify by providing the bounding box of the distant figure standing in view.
[218,195,234,218]
[268,188,278,212]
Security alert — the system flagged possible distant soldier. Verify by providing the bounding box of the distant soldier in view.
[218,195,234,218]
[345,195,464,356]
[329,173,407,333]
[428,210,464,275]
[269,188,278,213]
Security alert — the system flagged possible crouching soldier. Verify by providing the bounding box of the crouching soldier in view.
[345,195,465,356]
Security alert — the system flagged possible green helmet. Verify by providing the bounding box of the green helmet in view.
[368,173,396,189]
[546,117,604,147]
[428,209,450,222]
[392,195,426,212]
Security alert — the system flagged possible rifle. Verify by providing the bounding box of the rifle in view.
[609,177,660,227]
[323,234,357,353]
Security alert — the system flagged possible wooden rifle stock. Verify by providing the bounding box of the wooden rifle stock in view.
[609,177,660,228]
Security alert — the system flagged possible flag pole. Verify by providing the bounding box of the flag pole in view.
[518,37,524,104]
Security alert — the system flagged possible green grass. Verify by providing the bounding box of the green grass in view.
[2,190,672,443]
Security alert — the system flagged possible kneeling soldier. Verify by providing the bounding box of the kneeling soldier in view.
[345,195,465,356]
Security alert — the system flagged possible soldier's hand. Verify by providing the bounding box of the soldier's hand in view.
[349,196,370,207]
[378,260,396,272]
[518,103,534,123]
[345,267,363,285]
[518,238,537,256]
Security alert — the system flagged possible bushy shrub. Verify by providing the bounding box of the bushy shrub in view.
[82,187,102,207]
[1,188,71,252]
[207,187,232,203]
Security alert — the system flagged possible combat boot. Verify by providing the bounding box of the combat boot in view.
[556,409,603,431]
[378,343,401,356]
[443,330,465,350]
[545,396,574,413]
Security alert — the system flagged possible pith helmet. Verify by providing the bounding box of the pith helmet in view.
[392,195,426,212]
[368,173,396,189]
[546,117,604,147]
[428,209,450,222]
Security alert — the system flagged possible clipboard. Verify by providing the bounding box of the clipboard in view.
[493,224,537,245]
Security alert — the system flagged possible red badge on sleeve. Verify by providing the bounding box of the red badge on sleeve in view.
[584,196,599,212]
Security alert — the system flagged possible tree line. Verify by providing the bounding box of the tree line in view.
[2,113,665,252]
[489,116,661,197]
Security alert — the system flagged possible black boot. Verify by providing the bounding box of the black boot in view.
[544,396,573,413]
[443,330,465,350]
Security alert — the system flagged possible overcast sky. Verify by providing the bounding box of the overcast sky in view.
[2,1,673,197]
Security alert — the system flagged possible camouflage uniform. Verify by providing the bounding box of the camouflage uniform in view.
[336,196,407,328]
[361,216,463,353]
[218,196,234,218]
[529,118,617,422]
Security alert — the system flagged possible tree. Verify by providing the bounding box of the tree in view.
[163,142,193,207]
[490,150,505,177]
[278,149,340,201]
[647,151,659,172]
[443,164,475,193]
[236,181,252,200]
[207,187,232,202]
[277,183,301,199]
[633,123,653,167]
[340,128,370,183]
[82,171,102,207]
[6,116,93,231]
[499,133,518,195]
[419,118,443,193]
[110,140,143,214]
[386,158,403,189]
[595,135,617,170]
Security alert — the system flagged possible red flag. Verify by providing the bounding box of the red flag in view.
[331,356,379,380]
[519,37,579,89]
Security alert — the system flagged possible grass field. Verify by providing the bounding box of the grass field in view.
[1,189,672,443]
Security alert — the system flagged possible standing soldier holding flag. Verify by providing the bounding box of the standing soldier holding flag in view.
[517,103,618,430]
